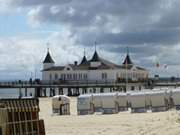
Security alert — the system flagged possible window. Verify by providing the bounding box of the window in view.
[79,74,81,79]
[61,74,64,79]
[49,74,52,80]
[83,74,87,79]
[102,73,107,79]
[69,74,72,79]
[55,74,58,80]
[73,74,76,80]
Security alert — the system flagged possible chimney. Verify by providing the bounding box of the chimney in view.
[74,61,78,66]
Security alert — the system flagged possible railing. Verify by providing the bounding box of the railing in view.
[0,79,149,87]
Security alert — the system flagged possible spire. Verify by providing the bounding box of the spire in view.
[90,41,100,62]
[80,48,87,64]
[43,47,55,63]
[95,41,97,51]
[123,47,133,65]
[127,46,129,55]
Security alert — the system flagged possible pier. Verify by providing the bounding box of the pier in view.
[0,78,179,97]
[0,80,148,97]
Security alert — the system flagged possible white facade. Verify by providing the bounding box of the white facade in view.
[42,67,148,82]
[42,50,149,84]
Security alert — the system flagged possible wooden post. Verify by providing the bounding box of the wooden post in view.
[100,87,104,93]
[76,87,80,96]
[44,88,47,97]
[49,88,51,97]
[53,88,55,96]
[109,87,112,92]
[93,88,96,93]
[35,87,41,97]
[58,87,63,95]
[68,88,72,96]
[25,88,28,97]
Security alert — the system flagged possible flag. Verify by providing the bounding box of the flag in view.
[156,62,160,68]
[164,64,168,69]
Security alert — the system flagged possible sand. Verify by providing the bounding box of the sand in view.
[39,97,180,135]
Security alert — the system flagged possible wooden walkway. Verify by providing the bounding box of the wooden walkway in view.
[0,80,179,97]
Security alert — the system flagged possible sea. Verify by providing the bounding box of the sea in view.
[0,88,35,98]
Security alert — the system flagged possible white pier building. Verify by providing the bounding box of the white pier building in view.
[42,48,149,92]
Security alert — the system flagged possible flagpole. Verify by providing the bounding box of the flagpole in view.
[126,62,128,92]
[125,47,128,92]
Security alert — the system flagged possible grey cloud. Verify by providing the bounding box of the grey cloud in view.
[9,0,72,6]
[2,0,180,77]
[78,28,180,48]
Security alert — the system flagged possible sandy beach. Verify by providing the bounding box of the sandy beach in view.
[39,97,180,135]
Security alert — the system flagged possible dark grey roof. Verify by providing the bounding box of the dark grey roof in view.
[43,63,147,71]
[42,66,64,71]
[90,51,100,62]
[43,51,55,63]
[80,56,87,64]
[42,51,147,71]
[122,54,133,65]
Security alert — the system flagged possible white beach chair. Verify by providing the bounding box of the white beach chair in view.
[92,94,103,113]
[52,95,70,115]
[77,94,94,115]
[117,93,128,111]
[101,93,119,114]
[150,91,168,112]
[130,92,147,113]
[171,88,180,110]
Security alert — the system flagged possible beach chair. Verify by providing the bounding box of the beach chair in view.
[171,88,180,110]
[101,93,119,114]
[117,93,128,111]
[150,91,168,112]
[129,92,147,113]
[0,97,45,135]
[77,94,94,115]
[52,95,70,115]
[145,91,153,110]
[92,94,103,113]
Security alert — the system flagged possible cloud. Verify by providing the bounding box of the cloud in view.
[0,0,180,78]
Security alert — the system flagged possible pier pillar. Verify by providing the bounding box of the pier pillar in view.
[50,88,56,96]
[100,87,104,93]
[49,88,53,97]
[53,88,55,96]
[89,88,92,93]
[43,88,47,97]
[58,87,63,95]
[110,87,113,92]
[82,88,87,94]
[19,87,22,98]
[25,88,28,97]
[75,88,80,96]
[93,88,96,93]
[35,87,41,97]
[67,88,72,96]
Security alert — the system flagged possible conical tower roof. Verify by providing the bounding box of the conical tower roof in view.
[123,54,133,65]
[80,56,87,64]
[43,50,55,63]
[90,51,100,62]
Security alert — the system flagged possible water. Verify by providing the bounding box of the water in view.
[0,88,35,98]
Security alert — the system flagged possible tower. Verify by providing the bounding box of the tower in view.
[90,42,101,67]
[122,47,133,65]
[80,48,87,64]
[43,48,55,69]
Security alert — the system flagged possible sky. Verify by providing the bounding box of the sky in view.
[0,0,180,80]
